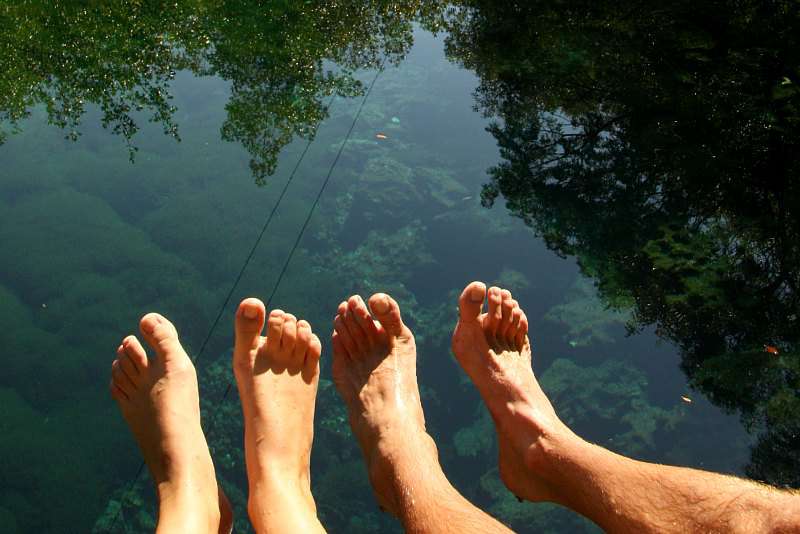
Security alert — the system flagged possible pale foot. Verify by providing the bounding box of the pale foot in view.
[110,313,226,534]
[331,293,441,514]
[451,282,573,502]
[232,298,325,534]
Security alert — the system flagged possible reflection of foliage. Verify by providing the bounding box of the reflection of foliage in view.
[544,277,630,347]
[445,0,800,486]
[0,1,440,183]
[208,0,436,183]
[0,1,205,153]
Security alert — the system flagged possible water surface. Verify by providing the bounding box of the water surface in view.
[1,3,797,533]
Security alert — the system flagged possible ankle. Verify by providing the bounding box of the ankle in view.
[157,489,220,534]
[367,430,451,510]
[523,424,588,501]
[247,475,318,532]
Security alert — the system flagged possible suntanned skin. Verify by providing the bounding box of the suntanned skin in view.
[110,313,232,534]
[332,293,514,534]
[451,281,800,534]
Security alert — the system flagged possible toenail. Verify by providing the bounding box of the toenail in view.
[469,287,484,302]
[372,295,390,313]
[243,306,258,319]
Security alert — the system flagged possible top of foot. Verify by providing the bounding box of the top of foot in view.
[232,298,325,533]
[232,297,322,472]
[451,282,567,501]
[110,313,222,533]
[331,293,437,513]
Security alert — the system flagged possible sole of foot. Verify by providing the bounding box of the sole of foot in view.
[110,313,226,534]
[331,293,440,515]
[232,298,324,533]
[451,282,572,502]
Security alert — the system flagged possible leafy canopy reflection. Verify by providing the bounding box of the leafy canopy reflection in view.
[0,0,442,183]
[444,0,800,487]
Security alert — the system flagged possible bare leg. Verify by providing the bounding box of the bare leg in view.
[233,298,326,534]
[110,313,230,534]
[332,293,513,534]
[452,282,800,534]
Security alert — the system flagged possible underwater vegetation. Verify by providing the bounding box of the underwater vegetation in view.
[0,0,443,184]
[544,277,630,348]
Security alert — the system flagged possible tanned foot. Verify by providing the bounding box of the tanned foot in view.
[331,294,439,515]
[233,298,325,534]
[451,282,572,502]
[110,313,227,534]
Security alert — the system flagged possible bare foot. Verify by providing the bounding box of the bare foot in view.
[232,298,325,534]
[451,282,572,502]
[334,293,515,534]
[110,313,225,534]
[331,294,438,514]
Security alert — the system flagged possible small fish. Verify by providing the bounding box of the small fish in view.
[680,395,692,404]
[391,116,401,124]
[375,133,388,140]
[41,303,47,309]
[764,345,779,355]
[461,196,473,201]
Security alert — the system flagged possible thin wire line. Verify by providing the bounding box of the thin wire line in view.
[213,58,387,408]
[106,94,337,534]
[111,55,385,532]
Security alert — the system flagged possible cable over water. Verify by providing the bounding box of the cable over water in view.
[107,59,385,532]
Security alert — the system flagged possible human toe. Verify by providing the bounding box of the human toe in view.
[236,298,266,341]
[506,306,523,348]
[122,336,148,372]
[334,313,358,359]
[514,309,529,351]
[348,295,380,341]
[458,281,486,322]
[342,297,371,353]
[499,290,515,347]
[302,332,322,382]
[139,313,183,362]
[294,320,312,360]
[117,345,142,386]
[368,293,405,338]
[485,287,503,338]
[265,309,285,354]
[281,314,298,348]
[111,358,136,398]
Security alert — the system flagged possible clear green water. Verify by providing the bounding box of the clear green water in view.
[1,3,798,533]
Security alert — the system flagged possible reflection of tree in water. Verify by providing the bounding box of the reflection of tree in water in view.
[0,0,438,183]
[444,1,800,487]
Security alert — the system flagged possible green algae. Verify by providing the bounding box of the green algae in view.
[544,278,631,348]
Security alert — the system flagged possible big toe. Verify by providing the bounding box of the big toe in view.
[139,313,187,365]
[234,298,266,367]
[368,293,406,338]
[458,281,487,322]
